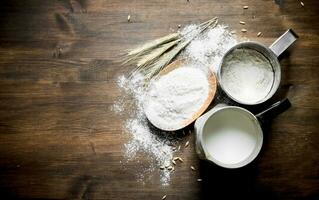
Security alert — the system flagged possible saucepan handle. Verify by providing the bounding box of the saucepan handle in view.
[256,98,291,122]
[269,29,298,57]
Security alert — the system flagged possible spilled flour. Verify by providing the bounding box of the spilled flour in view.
[115,74,177,185]
[145,67,209,130]
[112,22,238,186]
[183,24,238,73]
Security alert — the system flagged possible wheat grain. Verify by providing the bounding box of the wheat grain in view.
[185,141,189,148]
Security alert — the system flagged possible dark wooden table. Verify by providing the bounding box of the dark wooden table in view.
[0,0,318,199]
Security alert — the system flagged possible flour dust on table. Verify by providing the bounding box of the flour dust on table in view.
[114,74,179,186]
[181,24,238,73]
[112,21,239,186]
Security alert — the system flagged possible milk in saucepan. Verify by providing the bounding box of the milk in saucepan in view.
[202,108,259,165]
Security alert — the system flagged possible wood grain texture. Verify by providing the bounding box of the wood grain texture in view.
[0,0,318,199]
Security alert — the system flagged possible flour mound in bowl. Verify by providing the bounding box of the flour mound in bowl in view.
[144,66,209,130]
[220,48,274,104]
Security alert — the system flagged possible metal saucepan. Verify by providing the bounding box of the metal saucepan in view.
[217,29,298,105]
[195,98,291,169]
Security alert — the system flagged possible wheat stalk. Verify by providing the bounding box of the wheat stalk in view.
[140,18,218,79]
[137,39,181,68]
[127,33,180,56]
[140,40,191,79]
[123,17,218,80]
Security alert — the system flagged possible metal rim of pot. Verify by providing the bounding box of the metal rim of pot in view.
[217,29,298,105]
[195,98,291,169]
[198,106,263,169]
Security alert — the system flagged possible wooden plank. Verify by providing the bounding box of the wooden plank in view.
[0,0,318,199]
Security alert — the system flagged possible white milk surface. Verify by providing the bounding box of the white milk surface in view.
[203,109,259,165]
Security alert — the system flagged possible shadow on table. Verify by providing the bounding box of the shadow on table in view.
[198,160,278,200]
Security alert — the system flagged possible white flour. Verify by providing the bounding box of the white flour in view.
[182,24,238,73]
[112,22,239,186]
[220,48,274,104]
[124,118,174,185]
[114,74,177,186]
[145,67,209,130]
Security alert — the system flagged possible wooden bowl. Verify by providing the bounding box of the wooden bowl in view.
[144,59,217,131]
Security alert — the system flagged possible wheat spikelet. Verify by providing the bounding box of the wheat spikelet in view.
[140,18,218,79]
[127,33,180,56]
[123,17,218,80]
[137,39,181,68]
